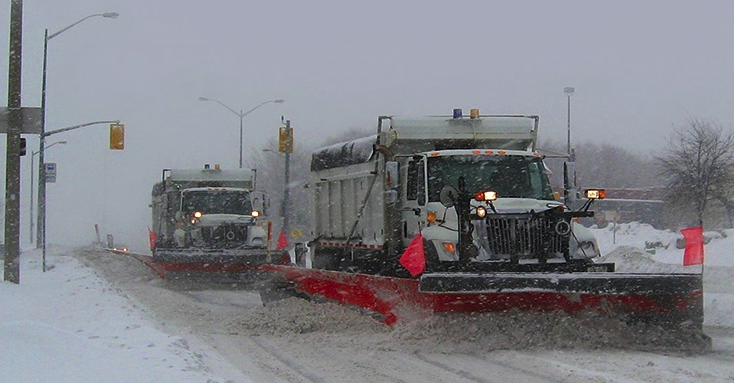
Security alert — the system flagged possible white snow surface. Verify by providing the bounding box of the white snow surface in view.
[2,221,734,382]
[0,246,251,383]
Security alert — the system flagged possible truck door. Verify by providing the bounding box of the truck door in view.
[402,156,427,246]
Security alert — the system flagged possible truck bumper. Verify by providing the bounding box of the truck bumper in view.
[152,247,280,264]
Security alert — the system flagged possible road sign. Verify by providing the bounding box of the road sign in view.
[44,162,57,183]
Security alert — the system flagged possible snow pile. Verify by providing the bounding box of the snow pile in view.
[233,297,389,335]
[233,296,710,353]
[597,246,690,273]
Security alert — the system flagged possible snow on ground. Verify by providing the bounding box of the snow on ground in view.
[2,221,734,382]
[590,222,734,328]
[0,246,251,383]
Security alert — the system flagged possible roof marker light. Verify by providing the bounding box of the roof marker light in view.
[453,108,462,119]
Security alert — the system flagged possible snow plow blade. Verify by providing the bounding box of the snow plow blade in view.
[259,265,705,333]
[419,272,705,330]
[109,248,288,282]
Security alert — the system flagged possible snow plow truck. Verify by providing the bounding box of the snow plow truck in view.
[260,109,708,345]
[149,165,284,278]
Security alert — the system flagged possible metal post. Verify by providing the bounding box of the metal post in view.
[567,94,571,155]
[283,120,291,239]
[30,152,34,242]
[4,0,24,284]
[564,87,575,156]
[239,111,244,169]
[37,29,48,247]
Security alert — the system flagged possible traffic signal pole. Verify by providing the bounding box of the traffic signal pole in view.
[36,120,120,272]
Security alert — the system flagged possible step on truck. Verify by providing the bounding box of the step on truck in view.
[150,165,282,279]
[260,109,709,349]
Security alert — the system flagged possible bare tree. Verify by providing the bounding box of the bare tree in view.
[655,118,734,227]
[540,139,661,190]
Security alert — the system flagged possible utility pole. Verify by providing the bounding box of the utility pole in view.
[4,0,24,283]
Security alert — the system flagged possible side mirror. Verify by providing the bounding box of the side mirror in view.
[439,185,459,207]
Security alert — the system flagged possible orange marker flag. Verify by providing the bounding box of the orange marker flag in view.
[399,232,426,277]
[148,227,157,251]
[276,230,289,251]
[681,226,704,266]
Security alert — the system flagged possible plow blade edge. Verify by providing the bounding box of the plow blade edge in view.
[419,272,704,330]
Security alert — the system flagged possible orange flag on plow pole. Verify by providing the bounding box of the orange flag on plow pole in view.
[276,230,289,251]
[400,232,426,277]
[148,227,157,251]
[681,226,704,266]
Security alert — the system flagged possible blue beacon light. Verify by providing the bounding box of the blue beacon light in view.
[453,108,463,119]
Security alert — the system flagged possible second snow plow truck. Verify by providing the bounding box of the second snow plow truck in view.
[260,109,708,347]
[150,165,283,278]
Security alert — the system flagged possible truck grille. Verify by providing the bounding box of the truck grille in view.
[484,215,567,258]
[201,224,249,248]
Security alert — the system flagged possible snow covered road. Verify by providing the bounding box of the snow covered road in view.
[69,244,734,383]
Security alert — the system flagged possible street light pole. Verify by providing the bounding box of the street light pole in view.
[37,12,119,247]
[29,141,66,243]
[564,87,575,157]
[198,97,285,168]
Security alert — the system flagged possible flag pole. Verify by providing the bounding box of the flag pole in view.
[700,219,705,276]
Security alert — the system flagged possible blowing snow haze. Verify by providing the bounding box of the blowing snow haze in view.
[2,1,733,252]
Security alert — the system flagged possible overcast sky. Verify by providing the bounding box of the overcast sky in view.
[2,0,734,251]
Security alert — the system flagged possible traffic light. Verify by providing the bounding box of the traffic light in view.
[110,123,124,150]
[19,137,26,156]
[278,126,293,153]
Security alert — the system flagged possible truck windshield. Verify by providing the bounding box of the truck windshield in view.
[427,155,554,201]
[181,190,253,216]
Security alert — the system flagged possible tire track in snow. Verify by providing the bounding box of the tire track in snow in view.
[249,336,327,383]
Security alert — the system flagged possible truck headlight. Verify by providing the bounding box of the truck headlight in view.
[474,190,497,202]
[585,189,606,200]
[251,210,260,217]
[193,211,203,218]
[476,206,487,218]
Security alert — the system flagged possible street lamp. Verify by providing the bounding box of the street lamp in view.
[30,141,66,243]
[38,12,119,247]
[199,97,285,168]
[564,87,575,158]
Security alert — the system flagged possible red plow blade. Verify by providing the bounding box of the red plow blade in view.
[259,265,705,332]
